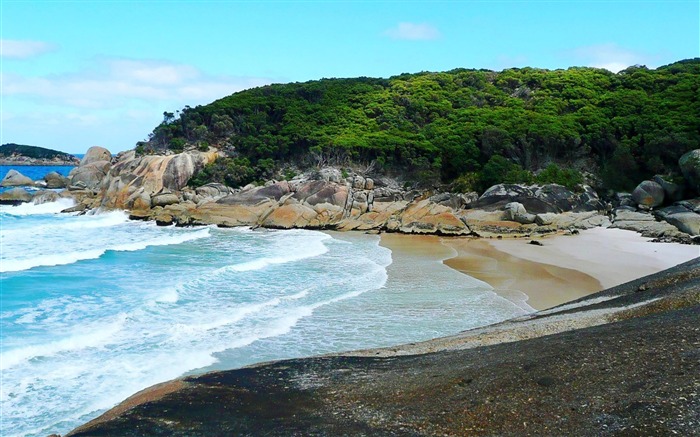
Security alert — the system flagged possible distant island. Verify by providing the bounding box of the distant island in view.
[0,143,80,166]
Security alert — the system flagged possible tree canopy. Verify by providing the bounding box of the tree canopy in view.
[141,59,700,191]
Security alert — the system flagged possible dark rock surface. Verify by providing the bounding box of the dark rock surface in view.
[217,182,292,206]
[476,183,604,214]
[67,258,700,437]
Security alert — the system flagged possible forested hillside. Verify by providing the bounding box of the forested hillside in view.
[140,59,700,191]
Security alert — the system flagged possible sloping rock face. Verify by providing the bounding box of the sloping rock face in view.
[0,169,34,187]
[218,182,292,206]
[475,184,604,213]
[100,150,218,209]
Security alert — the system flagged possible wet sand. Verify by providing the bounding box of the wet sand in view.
[442,238,601,311]
[381,228,699,311]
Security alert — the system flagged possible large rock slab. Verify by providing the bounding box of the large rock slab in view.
[195,183,234,199]
[218,182,292,206]
[655,204,700,236]
[0,169,34,187]
[261,203,319,229]
[394,199,470,235]
[189,201,277,227]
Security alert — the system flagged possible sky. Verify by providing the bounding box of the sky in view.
[1,0,699,154]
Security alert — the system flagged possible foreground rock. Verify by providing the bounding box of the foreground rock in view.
[0,169,34,187]
[0,187,32,204]
[66,258,700,436]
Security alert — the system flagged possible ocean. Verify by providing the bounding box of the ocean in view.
[0,179,525,436]
[0,165,76,195]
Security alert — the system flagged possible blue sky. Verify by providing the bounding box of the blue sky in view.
[2,0,698,154]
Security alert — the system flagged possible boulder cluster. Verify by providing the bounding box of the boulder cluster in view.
[3,145,700,242]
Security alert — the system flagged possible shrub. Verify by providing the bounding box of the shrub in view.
[535,163,584,190]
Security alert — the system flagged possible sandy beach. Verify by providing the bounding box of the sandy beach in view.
[381,228,699,311]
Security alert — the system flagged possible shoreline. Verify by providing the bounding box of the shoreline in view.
[380,227,699,312]
[67,257,700,436]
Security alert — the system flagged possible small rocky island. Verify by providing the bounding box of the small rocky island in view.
[0,143,80,166]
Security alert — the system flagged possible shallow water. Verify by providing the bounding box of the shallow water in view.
[0,201,524,436]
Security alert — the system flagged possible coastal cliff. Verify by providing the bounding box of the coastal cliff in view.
[66,257,700,436]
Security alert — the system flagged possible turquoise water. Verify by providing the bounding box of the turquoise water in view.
[0,200,524,436]
[0,165,75,181]
[0,166,76,195]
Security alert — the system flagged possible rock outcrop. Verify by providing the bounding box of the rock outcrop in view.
[69,146,113,190]
[71,148,216,210]
[475,184,604,213]
[0,169,34,187]
[56,148,699,241]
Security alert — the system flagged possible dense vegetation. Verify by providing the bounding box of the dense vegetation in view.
[140,59,700,192]
[0,143,77,161]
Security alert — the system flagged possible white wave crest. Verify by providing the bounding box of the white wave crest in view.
[1,228,211,273]
[0,313,128,371]
[216,233,330,273]
[0,198,75,216]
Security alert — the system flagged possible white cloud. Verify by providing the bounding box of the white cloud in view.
[2,58,271,109]
[2,58,273,153]
[1,39,56,59]
[384,22,441,41]
[569,43,652,73]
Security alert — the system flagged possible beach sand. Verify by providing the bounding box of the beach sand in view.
[380,228,699,311]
